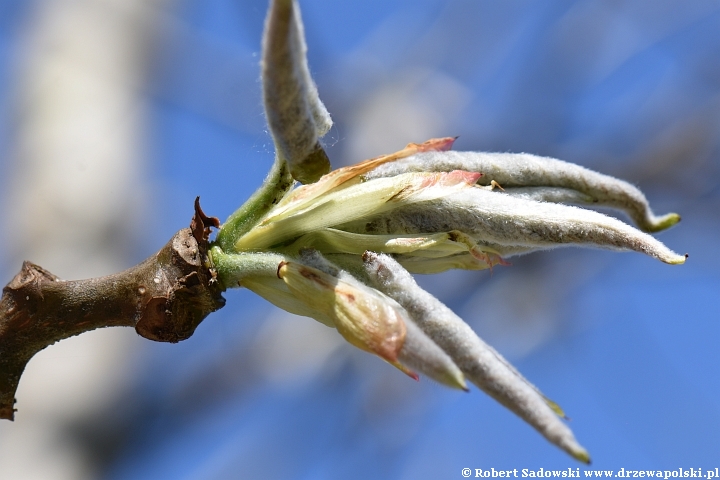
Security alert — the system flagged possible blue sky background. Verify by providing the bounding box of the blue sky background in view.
[2,0,720,478]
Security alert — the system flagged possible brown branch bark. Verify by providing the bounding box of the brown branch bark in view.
[0,200,225,420]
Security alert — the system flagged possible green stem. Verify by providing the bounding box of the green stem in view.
[215,155,294,252]
[210,246,291,290]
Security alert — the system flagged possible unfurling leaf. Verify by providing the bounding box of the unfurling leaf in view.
[268,250,467,389]
[341,187,686,265]
[363,252,591,463]
[278,260,407,363]
[235,170,481,250]
[273,136,458,210]
[365,150,680,232]
[262,0,332,183]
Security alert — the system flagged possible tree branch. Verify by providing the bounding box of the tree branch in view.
[0,200,225,420]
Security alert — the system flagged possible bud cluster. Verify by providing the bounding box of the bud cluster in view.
[208,0,686,463]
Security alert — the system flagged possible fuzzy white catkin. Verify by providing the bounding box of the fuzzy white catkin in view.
[363,252,590,462]
[340,187,686,264]
[365,150,679,232]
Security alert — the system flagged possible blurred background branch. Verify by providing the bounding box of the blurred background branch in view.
[0,0,171,477]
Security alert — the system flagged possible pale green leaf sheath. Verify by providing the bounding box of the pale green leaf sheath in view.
[363,252,590,463]
[235,170,481,251]
[213,247,467,389]
[294,249,467,390]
